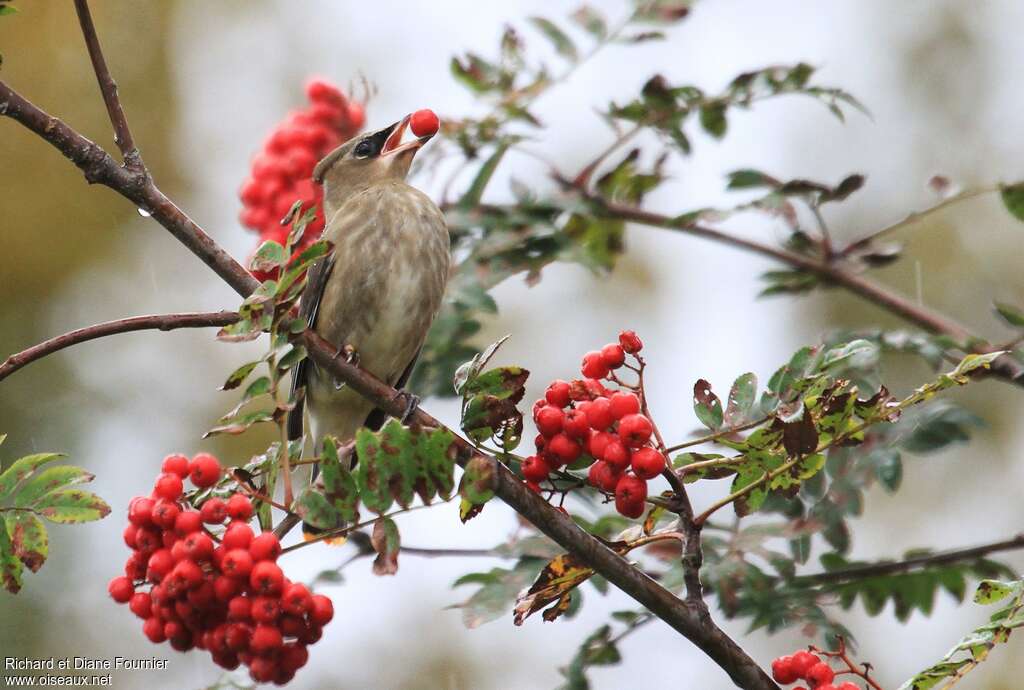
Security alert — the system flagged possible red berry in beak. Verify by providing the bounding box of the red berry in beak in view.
[410,109,439,137]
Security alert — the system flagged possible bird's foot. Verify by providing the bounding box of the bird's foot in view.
[395,392,421,425]
[332,344,359,390]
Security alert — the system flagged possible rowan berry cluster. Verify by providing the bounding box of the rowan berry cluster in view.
[238,78,365,279]
[108,453,333,685]
[524,330,667,519]
[771,650,859,690]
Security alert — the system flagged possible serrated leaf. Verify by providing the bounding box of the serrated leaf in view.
[725,372,757,425]
[222,360,261,391]
[3,512,47,572]
[0,453,64,504]
[249,240,287,273]
[204,410,275,437]
[0,519,24,593]
[459,456,496,506]
[294,487,345,531]
[14,466,94,508]
[32,489,110,524]
[975,579,1017,605]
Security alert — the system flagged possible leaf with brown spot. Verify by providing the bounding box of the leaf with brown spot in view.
[780,411,818,456]
[513,540,629,625]
[0,453,64,504]
[0,519,23,594]
[459,498,485,523]
[14,466,93,509]
[32,489,110,524]
[371,517,400,576]
[693,379,724,430]
[4,512,47,572]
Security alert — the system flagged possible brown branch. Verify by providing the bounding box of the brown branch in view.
[0,81,258,298]
[791,533,1024,586]
[72,0,141,171]
[0,311,239,382]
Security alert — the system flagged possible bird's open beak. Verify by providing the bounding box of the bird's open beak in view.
[381,114,433,158]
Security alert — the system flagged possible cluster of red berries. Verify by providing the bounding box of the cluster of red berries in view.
[108,453,333,686]
[523,331,667,519]
[238,78,365,279]
[771,650,858,690]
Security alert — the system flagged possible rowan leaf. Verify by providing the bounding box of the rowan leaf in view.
[31,489,110,524]
[371,517,401,576]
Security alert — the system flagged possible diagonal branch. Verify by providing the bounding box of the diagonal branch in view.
[0,311,239,382]
[72,0,142,171]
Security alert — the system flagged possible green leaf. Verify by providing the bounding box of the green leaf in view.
[0,5,18,15]
[994,301,1024,328]
[725,372,757,425]
[569,6,607,39]
[999,182,1024,223]
[221,360,261,391]
[529,17,578,61]
[3,511,47,573]
[459,456,496,506]
[204,410,275,437]
[14,466,94,508]
[699,102,727,138]
[0,518,24,593]
[0,453,64,504]
[975,579,1017,605]
[693,379,724,430]
[294,488,345,531]
[31,489,110,524]
[726,169,777,190]
[249,240,287,274]
[459,142,510,209]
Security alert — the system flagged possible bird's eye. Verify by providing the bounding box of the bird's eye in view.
[354,140,374,158]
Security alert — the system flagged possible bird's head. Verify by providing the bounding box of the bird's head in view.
[313,109,439,216]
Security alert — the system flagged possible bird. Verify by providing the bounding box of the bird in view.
[287,110,450,459]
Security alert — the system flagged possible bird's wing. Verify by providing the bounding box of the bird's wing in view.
[362,346,422,432]
[286,252,337,442]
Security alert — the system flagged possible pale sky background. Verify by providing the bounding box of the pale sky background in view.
[3,1,1024,688]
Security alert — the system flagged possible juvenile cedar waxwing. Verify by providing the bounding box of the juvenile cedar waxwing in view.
[288,111,449,457]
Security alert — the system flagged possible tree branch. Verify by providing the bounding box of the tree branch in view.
[72,0,141,171]
[0,311,239,383]
[791,533,1024,586]
[0,81,258,298]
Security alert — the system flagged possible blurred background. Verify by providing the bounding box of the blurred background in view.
[2,1,1024,688]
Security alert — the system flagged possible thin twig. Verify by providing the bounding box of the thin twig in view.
[0,311,238,382]
[73,0,143,171]
[665,417,768,454]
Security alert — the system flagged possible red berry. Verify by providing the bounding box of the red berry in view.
[226,493,254,521]
[534,405,565,437]
[153,473,183,501]
[200,497,228,524]
[280,642,309,673]
[189,453,222,488]
[619,330,643,354]
[123,524,138,549]
[614,474,647,518]
[618,413,654,447]
[143,616,167,644]
[581,351,610,379]
[172,559,203,589]
[521,455,551,483]
[309,594,334,625]
[409,109,439,137]
[124,552,146,580]
[227,595,252,621]
[805,662,835,687]
[631,447,666,479]
[225,622,252,652]
[772,656,799,684]
[174,510,202,536]
[347,102,366,129]
[602,438,629,469]
[251,595,281,624]
[835,683,859,690]
[161,453,191,478]
[545,380,571,408]
[128,497,155,527]
[151,500,180,529]
[250,624,284,654]
[222,522,254,550]
[282,583,314,616]
[588,461,623,492]
[547,433,582,465]
[608,392,641,419]
[213,574,242,601]
[108,576,134,603]
[250,561,285,595]
[129,592,152,619]
[222,549,254,578]
[183,532,214,562]
[562,409,592,438]
[585,397,614,431]
[791,651,820,677]
[600,343,626,369]
[249,532,282,562]
[146,549,174,582]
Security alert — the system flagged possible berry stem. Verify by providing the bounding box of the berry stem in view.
[809,637,885,690]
